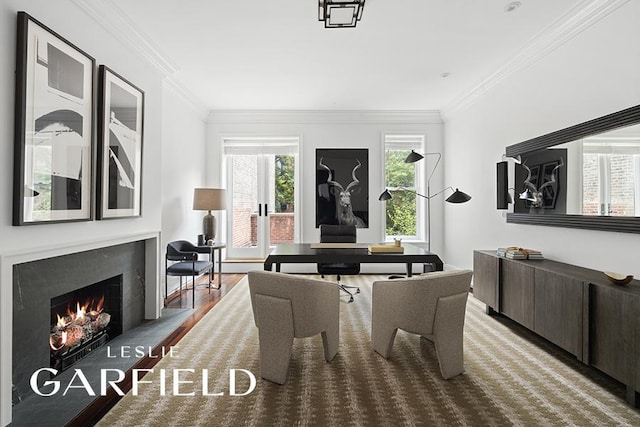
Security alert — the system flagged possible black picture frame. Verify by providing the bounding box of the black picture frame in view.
[316,148,369,228]
[97,65,144,219]
[13,12,95,225]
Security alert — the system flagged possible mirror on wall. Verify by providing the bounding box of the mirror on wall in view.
[505,105,640,233]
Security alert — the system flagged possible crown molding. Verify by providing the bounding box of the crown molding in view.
[71,0,178,75]
[163,77,210,122]
[208,110,443,125]
[71,0,208,119]
[441,0,630,120]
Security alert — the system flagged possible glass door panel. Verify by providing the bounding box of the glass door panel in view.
[270,154,296,246]
[227,152,297,259]
[228,155,261,258]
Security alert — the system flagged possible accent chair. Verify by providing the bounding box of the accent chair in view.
[247,270,340,384]
[371,269,473,379]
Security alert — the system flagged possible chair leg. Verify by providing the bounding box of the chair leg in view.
[255,294,294,385]
[372,323,398,359]
[321,329,339,362]
[433,293,468,379]
[338,284,354,303]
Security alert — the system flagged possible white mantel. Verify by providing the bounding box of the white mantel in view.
[0,231,162,426]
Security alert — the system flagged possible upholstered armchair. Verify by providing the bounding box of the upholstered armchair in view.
[247,270,340,384]
[371,269,473,379]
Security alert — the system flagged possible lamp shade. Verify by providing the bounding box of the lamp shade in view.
[445,188,472,204]
[193,188,227,211]
[378,189,393,201]
[404,150,424,164]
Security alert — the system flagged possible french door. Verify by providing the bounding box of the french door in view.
[225,139,299,259]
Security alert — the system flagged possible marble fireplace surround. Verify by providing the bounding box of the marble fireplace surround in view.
[0,231,162,426]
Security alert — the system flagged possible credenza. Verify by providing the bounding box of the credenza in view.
[473,250,640,407]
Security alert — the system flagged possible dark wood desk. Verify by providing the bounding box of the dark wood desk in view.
[264,243,443,275]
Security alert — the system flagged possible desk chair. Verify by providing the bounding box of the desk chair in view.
[317,224,360,302]
[372,270,473,379]
[165,240,213,308]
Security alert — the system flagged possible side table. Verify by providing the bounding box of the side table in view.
[196,243,226,290]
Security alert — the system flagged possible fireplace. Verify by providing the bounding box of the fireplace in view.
[12,241,147,404]
[49,275,123,372]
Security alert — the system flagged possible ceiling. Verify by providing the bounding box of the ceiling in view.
[105,0,589,111]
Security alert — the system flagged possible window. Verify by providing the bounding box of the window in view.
[582,141,640,216]
[383,135,425,240]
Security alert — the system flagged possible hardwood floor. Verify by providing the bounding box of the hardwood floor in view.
[67,273,246,427]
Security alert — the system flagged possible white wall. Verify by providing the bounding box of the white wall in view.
[0,0,164,252]
[161,83,208,291]
[207,110,445,270]
[443,1,640,277]
[0,0,207,281]
[0,3,207,422]
[161,83,208,243]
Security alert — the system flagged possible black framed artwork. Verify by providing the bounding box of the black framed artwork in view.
[13,12,95,225]
[316,148,369,228]
[97,65,144,219]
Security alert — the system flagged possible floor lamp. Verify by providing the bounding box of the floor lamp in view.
[378,150,471,254]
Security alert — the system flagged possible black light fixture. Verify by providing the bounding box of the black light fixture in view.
[404,149,424,164]
[378,151,471,252]
[319,0,365,28]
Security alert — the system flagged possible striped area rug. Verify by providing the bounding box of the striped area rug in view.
[98,275,640,426]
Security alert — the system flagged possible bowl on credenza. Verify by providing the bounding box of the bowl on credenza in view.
[604,271,634,286]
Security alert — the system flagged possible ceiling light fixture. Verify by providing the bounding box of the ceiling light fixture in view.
[504,1,522,13]
[319,0,365,28]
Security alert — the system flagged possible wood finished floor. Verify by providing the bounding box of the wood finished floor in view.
[66,273,246,427]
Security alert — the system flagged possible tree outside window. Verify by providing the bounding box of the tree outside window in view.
[275,154,295,212]
[385,149,418,237]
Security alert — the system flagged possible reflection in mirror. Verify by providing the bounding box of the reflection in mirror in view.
[512,123,640,217]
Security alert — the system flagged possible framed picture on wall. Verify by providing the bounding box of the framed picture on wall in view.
[13,12,95,225]
[316,148,369,228]
[96,65,144,219]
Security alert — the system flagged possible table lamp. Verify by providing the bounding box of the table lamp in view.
[193,188,226,243]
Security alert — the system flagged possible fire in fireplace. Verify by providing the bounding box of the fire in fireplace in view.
[49,275,123,371]
[50,295,111,370]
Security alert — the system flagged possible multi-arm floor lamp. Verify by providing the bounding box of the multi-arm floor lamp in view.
[378,150,471,253]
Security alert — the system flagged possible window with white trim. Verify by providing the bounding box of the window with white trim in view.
[383,134,425,241]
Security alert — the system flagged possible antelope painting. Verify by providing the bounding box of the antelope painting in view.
[520,158,564,209]
[319,157,367,228]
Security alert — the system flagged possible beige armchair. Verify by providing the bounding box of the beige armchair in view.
[247,270,340,384]
[371,270,473,379]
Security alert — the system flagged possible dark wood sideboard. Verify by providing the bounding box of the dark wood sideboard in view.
[473,250,640,407]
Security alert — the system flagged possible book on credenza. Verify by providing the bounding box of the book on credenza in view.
[497,247,544,260]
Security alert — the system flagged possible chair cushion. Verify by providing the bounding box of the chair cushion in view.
[167,260,212,276]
